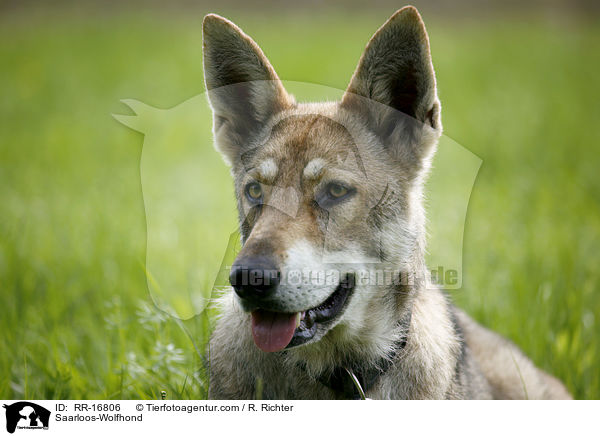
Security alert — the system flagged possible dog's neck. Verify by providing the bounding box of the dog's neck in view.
[310,305,413,399]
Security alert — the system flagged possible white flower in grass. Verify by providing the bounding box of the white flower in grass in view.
[136,300,170,330]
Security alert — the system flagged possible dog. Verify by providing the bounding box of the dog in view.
[202,6,571,399]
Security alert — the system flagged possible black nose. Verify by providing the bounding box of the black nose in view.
[229,256,280,301]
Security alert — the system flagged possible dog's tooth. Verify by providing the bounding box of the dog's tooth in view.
[305,311,315,329]
[300,311,306,321]
[295,312,301,328]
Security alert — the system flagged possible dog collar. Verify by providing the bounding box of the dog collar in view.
[306,309,412,400]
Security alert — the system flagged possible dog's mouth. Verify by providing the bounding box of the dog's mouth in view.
[250,275,355,352]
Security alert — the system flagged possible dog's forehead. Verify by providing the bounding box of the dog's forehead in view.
[245,113,365,180]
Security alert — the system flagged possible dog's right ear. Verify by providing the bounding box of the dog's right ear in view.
[203,14,294,165]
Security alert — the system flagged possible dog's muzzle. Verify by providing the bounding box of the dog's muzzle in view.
[229,259,355,353]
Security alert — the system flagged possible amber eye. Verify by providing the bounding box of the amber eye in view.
[316,182,355,208]
[245,182,263,202]
[328,183,349,198]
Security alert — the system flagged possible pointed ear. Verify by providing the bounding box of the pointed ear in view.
[203,14,294,165]
[341,7,441,168]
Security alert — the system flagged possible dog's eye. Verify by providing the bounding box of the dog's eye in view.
[317,182,355,208]
[328,183,348,198]
[245,182,263,202]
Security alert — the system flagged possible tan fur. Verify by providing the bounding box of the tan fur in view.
[202,7,571,400]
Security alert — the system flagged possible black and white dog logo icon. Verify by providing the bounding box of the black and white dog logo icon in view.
[3,402,50,434]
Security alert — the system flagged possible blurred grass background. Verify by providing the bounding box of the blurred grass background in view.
[0,1,599,399]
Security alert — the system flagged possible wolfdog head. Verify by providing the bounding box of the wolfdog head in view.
[203,7,442,356]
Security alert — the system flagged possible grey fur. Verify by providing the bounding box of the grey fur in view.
[203,6,571,400]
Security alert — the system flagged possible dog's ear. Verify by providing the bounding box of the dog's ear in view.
[341,7,441,171]
[203,14,294,165]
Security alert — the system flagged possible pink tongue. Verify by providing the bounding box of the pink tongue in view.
[251,309,297,352]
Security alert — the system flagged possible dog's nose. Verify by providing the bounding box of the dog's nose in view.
[229,256,280,301]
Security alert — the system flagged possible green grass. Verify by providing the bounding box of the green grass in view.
[0,7,598,399]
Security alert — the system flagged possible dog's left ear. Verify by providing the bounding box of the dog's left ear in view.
[341,7,441,169]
